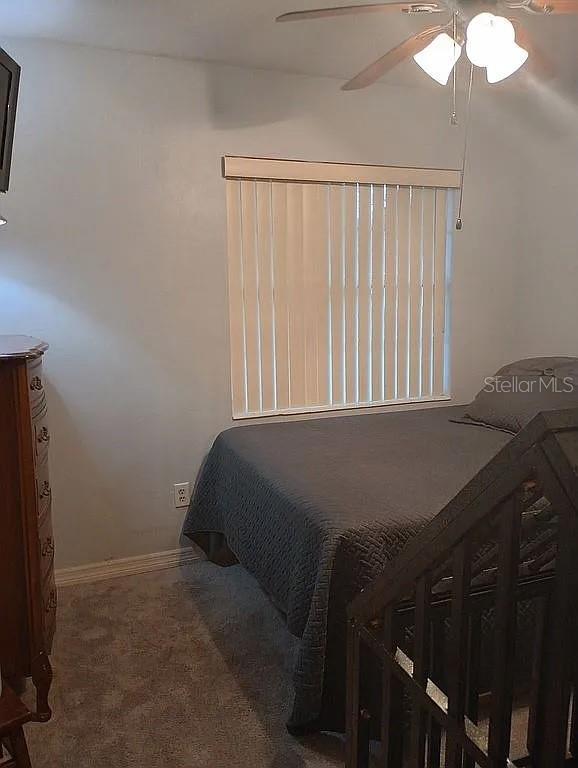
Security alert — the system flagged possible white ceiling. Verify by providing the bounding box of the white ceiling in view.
[0,0,577,87]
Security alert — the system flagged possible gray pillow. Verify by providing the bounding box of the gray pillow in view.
[455,357,578,434]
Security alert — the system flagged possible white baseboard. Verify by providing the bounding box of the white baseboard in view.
[55,546,201,588]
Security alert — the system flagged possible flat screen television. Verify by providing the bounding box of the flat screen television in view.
[0,48,20,193]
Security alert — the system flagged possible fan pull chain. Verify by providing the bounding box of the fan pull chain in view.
[451,12,458,125]
[456,63,474,231]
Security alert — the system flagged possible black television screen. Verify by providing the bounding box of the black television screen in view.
[0,48,20,193]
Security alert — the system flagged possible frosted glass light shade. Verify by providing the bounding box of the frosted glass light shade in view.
[486,42,528,82]
[466,13,498,67]
[466,13,528,82]
[413,33,462,85]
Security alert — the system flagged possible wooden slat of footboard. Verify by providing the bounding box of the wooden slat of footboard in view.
[445,539,472,768]
[487,493,522,764]
[346,618,361,768]
[380,608,404,768]
[408,575,432,767]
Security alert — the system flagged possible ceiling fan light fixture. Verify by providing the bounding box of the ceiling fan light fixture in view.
[413,32,462,85]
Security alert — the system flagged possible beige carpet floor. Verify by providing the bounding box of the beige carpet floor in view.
[25,561,346,768]
[23,560,532,767]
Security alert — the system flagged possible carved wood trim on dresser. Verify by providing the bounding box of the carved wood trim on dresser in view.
[0,336,55,723]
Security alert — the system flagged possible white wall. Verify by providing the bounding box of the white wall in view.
[502,88,578,359]
[0,39,524,567]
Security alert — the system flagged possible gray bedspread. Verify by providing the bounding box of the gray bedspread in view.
[183,405,511,731]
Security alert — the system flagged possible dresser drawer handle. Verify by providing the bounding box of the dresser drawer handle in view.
[30,376,43,392]
[42,538,55,557]
[37,427,50,444]
[45,590,57,613]
[40,481,51,499]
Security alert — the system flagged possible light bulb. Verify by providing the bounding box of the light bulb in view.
[413,33,462,86]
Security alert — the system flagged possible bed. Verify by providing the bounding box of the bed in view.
[183,404,512,733]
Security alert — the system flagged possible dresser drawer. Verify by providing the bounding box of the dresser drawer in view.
[27,358,46,411]
[33,409,51,466]
[30,390,47,423]
[42,572,57,652]
[36,456,52,524]
[39,514,56,580]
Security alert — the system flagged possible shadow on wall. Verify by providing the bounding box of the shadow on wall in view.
[206,64,303,130]
[203,60,465,176]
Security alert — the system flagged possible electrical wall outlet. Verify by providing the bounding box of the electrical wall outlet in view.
[173,482,191,509]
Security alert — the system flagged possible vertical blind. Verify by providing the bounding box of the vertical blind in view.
[224,157,458,419]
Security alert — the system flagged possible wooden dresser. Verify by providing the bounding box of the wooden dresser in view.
[0,336,55,722]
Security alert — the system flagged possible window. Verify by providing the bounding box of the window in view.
[224,156,457,419]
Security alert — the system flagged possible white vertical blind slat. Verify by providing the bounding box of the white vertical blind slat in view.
[226,171,452,419]
[317,184,331,406]
[226,180,247,417]
[256,182,276,412]
[358,184,372,404]
[329,184,345,405]
[433,188,448,397]
[302,183,330,406]
[240,180,262,413]
[384,185,398,402]
[371,184,386,403]
[271,182,290,410]
[395,186,411,400]
[409,187,424,399]
[302,184,317,405]
[357,184,372,403]
[344,184,358,405]
[286,183,306,406]
[420,188,436,399]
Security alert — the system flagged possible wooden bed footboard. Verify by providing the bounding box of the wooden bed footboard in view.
[345,409,578,768]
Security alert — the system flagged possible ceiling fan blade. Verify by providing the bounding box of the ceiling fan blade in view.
[548,0,578,11]
[509,19,556,79]
[525,0,578,12]
[276,2,444,22]
[341,24,448,89]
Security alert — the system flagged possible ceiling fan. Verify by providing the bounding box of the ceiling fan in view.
[276,0,575,87]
